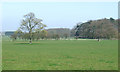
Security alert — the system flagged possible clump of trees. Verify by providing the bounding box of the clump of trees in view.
[72,18,118,40]
[11,30,48,41]
[11,12,47,44]
[11,28,71,42]
[11,13,71,42]
[46,28,70,39]
[11,14,118,42]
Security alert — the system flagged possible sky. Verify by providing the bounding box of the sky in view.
[0,0,119,2]
[1,2,118,31]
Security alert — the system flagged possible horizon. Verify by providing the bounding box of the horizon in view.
[1,17,118,32]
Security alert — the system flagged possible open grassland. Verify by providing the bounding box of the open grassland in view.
[2,38,118,70]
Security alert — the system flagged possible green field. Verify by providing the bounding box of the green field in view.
[2,38,118,70]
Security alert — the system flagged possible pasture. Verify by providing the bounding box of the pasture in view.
[2,38,118,70]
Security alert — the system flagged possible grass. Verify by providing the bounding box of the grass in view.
[0,37,2,72]
[2,38,118,70]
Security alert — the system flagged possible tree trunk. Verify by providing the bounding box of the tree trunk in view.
[29,38,32,44]
[98,37,100,42]
[29,30,32,44]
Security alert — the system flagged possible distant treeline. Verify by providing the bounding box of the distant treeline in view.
[4,18,118,40]
[9,28,71,41]
[71,18,118,39]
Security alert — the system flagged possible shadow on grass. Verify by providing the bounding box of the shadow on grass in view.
[14,42,42,45]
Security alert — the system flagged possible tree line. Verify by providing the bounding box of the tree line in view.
[71,18,118,41]
[11,12,118,43]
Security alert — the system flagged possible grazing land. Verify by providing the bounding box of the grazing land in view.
[2,38,118,70]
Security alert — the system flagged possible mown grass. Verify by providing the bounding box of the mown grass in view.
[2,38,118,70]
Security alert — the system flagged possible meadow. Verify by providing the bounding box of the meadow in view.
[2,37,118,70]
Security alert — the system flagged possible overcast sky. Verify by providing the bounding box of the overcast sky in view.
[2,2,118,31]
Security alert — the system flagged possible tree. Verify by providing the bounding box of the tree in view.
[63,33,68,39]
[19,12,46,44]
[47,28,70,39]
[11,31,18,41]
[73,18,118,40]
[40,30,48,39]
[53,34,60,40]
[16,29,23,39]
